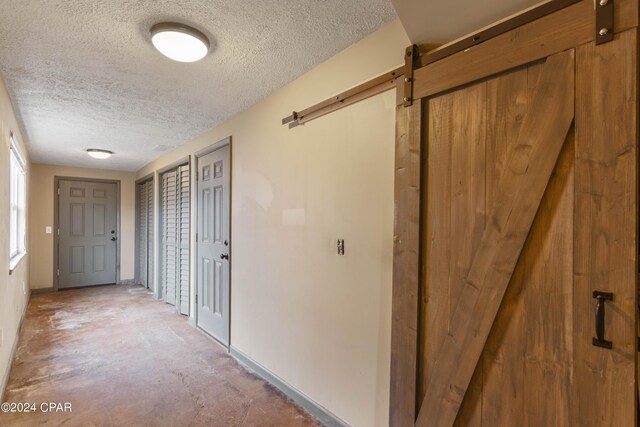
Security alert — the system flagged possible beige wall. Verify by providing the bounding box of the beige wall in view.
[137,20,409,426]
[0,74,31,396]
[29,164,136,289]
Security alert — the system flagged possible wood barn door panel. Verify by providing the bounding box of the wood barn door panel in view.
[391,7,638,427]
[390,101,423,427]
[421,81,488,427]
[573,29,638,427]
[478,62,537,427]
[416,49,576,427]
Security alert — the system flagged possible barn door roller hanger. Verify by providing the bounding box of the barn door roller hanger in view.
[596,0,614,44]
[402,44,419,107]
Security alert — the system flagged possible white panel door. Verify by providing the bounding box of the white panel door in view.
[197,145,230,344]
[58,180,118,288]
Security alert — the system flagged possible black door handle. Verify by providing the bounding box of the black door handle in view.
[110,237,117,242]
[592,291,613,349]
[220,253,229,260]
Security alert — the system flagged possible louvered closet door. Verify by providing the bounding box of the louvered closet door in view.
[178,164,190,315]
[162,170,178,306]
[161,165,190,315]
[146,180,154,291]
[137,181,148,287]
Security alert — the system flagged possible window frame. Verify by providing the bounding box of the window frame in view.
[9,132,26,273]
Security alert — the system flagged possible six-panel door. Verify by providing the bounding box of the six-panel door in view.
[58,180,118,288]
[197,145,230,345]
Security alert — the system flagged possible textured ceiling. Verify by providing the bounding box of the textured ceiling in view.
[391,0,542,44]
[0,0,396,171]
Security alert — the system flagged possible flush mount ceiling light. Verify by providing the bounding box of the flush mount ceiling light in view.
[87,149,113,159]
[150,22,210,63]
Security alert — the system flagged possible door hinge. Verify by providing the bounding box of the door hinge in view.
[195,233,198,242]
[57,187,60,196]
[595,0,614,45]
[403,44,419,107]
[195,170,199,181]
[195,294,198,304]
[56,269,60,276]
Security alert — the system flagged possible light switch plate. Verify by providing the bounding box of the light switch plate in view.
[45,226,52,234]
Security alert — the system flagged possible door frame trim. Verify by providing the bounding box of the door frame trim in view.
[194,136,232,348]
[135,173,154,287]
[53,176,121,291]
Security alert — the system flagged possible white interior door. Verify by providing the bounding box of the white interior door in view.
[161,165,190,315]
[197,145,230,344]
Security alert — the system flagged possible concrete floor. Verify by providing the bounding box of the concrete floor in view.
[2,285,321,426]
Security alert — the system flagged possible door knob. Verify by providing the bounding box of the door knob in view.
[220,253,229,260]
[110,237,117,242]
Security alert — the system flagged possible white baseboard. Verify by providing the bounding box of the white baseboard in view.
[1,290,30,400]
[229,346,349,427]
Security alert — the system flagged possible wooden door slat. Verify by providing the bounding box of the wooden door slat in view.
[418,92,452,407]
[573,29,638,427]
[447,82,486,427]
[415,49,575,427]
[389,101,423,427]
[479,65,532,427]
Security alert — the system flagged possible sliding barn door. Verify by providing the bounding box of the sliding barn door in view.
[161,164,190,315]
[136,179,154,289]
[390,16,638,427]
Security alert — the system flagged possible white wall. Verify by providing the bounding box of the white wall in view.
[0,73,30,398]
[137,20,409,426]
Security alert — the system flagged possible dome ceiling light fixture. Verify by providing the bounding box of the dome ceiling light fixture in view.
[150,22,210,63]
[86,149,113,159]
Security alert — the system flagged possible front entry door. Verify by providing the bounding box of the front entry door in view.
[58,180,118,289]
[197,144,230,345]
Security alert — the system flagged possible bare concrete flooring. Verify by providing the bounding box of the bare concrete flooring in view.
[2,285,321,426]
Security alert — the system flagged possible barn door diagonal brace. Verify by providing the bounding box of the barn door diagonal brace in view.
[403,44,419,107]
[595,0,614,44]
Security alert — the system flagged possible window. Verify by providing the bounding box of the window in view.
[9,132,26,272]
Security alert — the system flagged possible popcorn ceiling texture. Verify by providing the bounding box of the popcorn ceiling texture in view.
[0,0,396,171]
